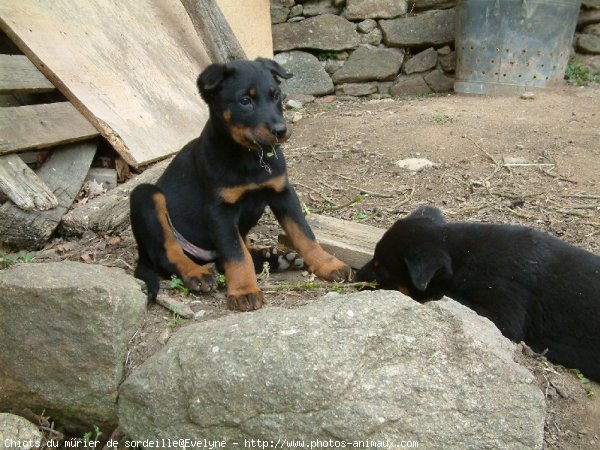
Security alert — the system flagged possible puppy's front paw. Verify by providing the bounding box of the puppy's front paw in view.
[314,257,354,282]
[227,289,265,312]
[183,263,218,293]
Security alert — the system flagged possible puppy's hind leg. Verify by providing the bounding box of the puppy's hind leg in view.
[247,245,305,274]
[130,184,217,300]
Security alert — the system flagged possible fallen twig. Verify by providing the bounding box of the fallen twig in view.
[349,185,395,198]
[315,193,366,213]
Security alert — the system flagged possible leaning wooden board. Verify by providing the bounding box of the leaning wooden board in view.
[0,0,212,167]
[279,214,386,270]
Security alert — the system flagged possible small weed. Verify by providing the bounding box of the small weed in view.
[434,114,454,125]
[353,211,367,221]
[302,202,312,215]
[168,305,185,328]
[217,273,227,288]
[270,280,377,292]
[257,261,271,282]
[83,425,102,443]
[565,58,600,86]
[0,250,36,269]
[323,103,333,111]
[169,276,190,296]
[572,369,595,398]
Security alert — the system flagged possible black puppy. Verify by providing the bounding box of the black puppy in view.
[130,58,352,311]
[356,206,600,381]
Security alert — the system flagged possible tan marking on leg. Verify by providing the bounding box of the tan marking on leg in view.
[152,192,215,289]
[282,219,352,281]
[223,237,263,311]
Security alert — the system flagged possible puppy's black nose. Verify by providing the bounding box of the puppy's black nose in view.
[270,123,287,139]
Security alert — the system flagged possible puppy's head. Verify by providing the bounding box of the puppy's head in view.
[197,58,293,150]
[356,206,453,301]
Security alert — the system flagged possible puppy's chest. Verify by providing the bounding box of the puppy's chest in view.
[218,174,287,204]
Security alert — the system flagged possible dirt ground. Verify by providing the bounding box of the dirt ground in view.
[25,83,600,448]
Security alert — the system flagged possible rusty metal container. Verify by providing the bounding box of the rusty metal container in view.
[454,0,581,95]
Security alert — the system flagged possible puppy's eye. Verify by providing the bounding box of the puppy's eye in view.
[239,96,252,106]
[273,91,281,102]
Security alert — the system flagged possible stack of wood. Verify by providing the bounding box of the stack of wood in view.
[0,51,99,249]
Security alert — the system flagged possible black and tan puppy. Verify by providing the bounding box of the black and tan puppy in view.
[356,206,600,381]
[130,58,352,311]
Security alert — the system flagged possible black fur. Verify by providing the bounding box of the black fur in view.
[356,206,600,381]
[130,58,351,311]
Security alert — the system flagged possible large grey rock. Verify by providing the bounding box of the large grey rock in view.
[335,82,378,96]
[270,1,290,24]
[273,14,360,52]
[332,46,404,83]
[119,291,545,448]
[404,47,438,74]
[411,0,457,7]
[424,69,455,92]
[439,50,456,72]
[0,262,146,433]
[345,0,408,20]
[302,0,342,16]
[275,51,334,96]
[381,8,456,46]
[577,33,600,54]
[391,74,432,96]
[0,413,43,450]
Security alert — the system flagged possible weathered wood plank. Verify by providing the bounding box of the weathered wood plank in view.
[0,140,97,249]
[279,214,385,270]
[60,157,172,236]
[0,153,58,211]
[0,54,55,94]
[0,0,212,167]
[181,0,246,62]
[0,102,99,155]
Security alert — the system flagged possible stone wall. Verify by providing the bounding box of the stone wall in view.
[271,0,456,98]
[270,0,600,99]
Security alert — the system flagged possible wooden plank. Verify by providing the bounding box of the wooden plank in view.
[279,214,386,270]
[0,54,55,94]
[181,0,246,63]
[0,153,58,211]
[60,157,172,236]
[0,102,99,155]
[215,0,273,59]
[0,0,212,167]
[0,140,97,249]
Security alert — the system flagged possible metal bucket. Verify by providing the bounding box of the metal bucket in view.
[454,0,582,95]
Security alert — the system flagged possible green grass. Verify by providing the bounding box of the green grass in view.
[434,114,454,125]
[0,250,36,269]
[565,58,600,86]
[169,276,190,296]
[571,369,595,398]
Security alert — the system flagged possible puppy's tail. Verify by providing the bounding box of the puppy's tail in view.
[134,260,160,302]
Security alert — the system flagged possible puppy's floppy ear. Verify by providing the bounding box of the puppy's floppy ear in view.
[255,57,293,82]
[197,63,234,103]
[404,249,452,292]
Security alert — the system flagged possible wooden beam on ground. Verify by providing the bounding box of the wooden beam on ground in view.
[0,102,99,156]
[0,140,97,249]
[0,0,212,167]
[180,0,247,62]
[0,54,55,94]
[0,153,58,211]
[60,157,172,236]
[279,214,386,270]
